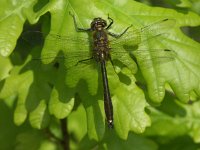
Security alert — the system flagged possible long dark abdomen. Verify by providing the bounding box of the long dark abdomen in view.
[100,60,113,128]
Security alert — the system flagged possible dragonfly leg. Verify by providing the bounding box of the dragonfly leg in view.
[75,57,93,66]
[106,14,114,30]
[108,24,133,38]
[69,11,91,32]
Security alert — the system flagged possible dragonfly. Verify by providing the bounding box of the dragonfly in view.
[23,12,176,128]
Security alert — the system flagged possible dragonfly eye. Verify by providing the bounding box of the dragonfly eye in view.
[91,18,107,30]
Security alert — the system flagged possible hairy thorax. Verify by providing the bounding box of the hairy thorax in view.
[93,29,110,62]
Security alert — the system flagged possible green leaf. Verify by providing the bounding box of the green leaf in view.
[48,63,75,119]
[68,104,87,144]
[102,132,158,150]
[78,83,106,141]
[145,92,200,143]
[0,0,37,56]
[157,136,200,150]
[0,100,59,150]
[0,101,21,150]
[0,67,33,125]
[29,100,50,129]
[0,55,12,80]
[190,0,200,14]
[0,53,53,127]
[16,130,60,150]
[176,0,192,8]
[109,66,151,139]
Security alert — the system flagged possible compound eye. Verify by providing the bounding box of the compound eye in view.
[101,20,107,27]
[103,22,107,27]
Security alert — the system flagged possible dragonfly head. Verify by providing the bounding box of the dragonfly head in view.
[91,17,107,30]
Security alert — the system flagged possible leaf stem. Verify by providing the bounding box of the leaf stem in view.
[60,118,70,150]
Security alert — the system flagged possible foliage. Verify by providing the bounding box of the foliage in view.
[0,0,200,149]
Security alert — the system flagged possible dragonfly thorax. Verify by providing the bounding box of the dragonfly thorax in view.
[93,29,110,62]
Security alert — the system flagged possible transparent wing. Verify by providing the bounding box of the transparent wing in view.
[133,49,176,69]
[110,18,175,46]
[109,18,176,70]
[23,18,176,70]
[44,33,89,45]
[30,36,175,71]
[24,31,92,67]
[21,31,90,46]
[111,47,176,70]
[32,50,93,69]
